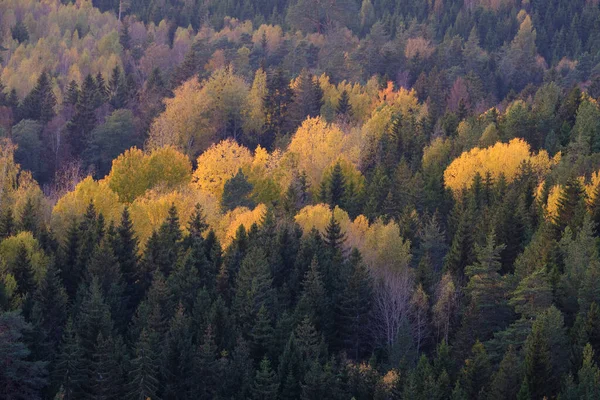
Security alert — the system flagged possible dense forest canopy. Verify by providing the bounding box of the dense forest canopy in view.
[2,0,600,399]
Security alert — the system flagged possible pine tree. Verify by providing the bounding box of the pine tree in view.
[195,324,219,399]
[336,89,352,118]
[60,219,80,300]
[517,378,531,400]
[463,232,511,341]
[322,162,346,209]
[252,357,279,400]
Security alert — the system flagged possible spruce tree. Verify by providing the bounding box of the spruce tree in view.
[65,80,80,106]
[75,278,113,362]
[68,74,98,155]
[12,242,36,297]
[20,71,56,123]
[19,196,38,235]
[252,357,279,400]
[591,184,600,237]
[115,207,140,307]
[54,319,85,400]
[554,178,587,237]
[0,206,14,239]
[296,257,331,337]
[30,262,68,362]
[0,311,48,399]
[221,169,256,212]
[336,249,374,360]
[336,89,352,118]
[128,328,160,400]
[161,304,194,400]
[251,305,275,362]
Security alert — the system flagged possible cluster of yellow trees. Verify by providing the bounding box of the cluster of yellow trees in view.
[443,138,560,192]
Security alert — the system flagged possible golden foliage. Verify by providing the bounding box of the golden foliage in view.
[0,231,50,284]
[51,177,123,237]
[443,138,558,192]
[294,204,351,236]
[129,187,220,247]
[148,79,215,157]
[193,139,254,200]
[284,117,358,190]
[220,204,267,248]
[106,146,192,203]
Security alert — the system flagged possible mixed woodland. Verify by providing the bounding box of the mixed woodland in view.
[2,0,600,399]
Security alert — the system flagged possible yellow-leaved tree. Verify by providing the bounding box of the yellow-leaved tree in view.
[129,187,220,247]
[443,138,558,192]
[147,78,215,157]
[219,204,267,247]
[106,146,192,203]
[283,117,358,191]
[193,139,254,200]
[51,177,123,237]
[294,204,351,236]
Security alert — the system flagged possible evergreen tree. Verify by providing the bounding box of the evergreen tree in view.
[336,89,352,118]
[221,169,256,211]
[11,241,36,297]
[19,196,38,235]
[65,80,80,106]
[0,206,15,239]
[128,329,159,400]
[263,67,294,147]
[20,71,56,123]
[336,248,373,359]
[30,262,68,363]
[90,333,125,399]
[161,304,194,400]
[54,319,85,400]
[115,207,140,308]
[591,184,600,237]
[0,311,48,400]
[459,341,491,400]
[296,257,331,337]
[554,178,587,236]
[75,278,113,362]
[289,69,324,127]
[252,357,279,400]
[488,346,522,400]
[68,74,98,155]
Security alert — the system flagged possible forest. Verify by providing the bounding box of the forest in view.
[2,0,600,399]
